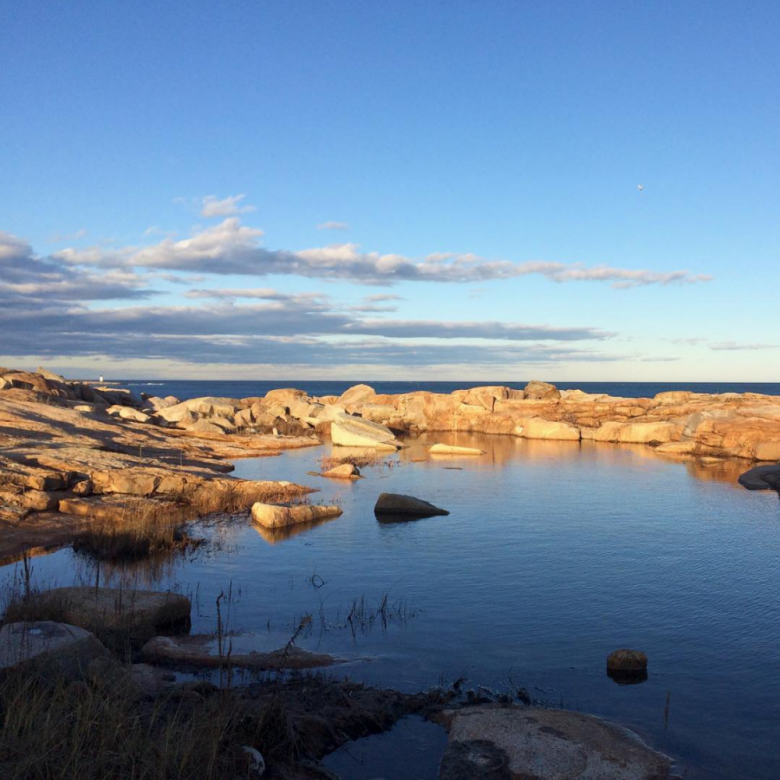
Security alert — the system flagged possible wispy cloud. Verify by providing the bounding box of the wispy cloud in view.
[316,221,350,231]
[709,341,777,351]
[48,228,87,243]
[55,217,711,288]
[200,194,256,218]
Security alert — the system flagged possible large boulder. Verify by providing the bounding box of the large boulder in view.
[0,621,110,682]
[251,502,343,528]
[519,417,581,441]
[264,388,308,407]
[523,380,561,400]
[441,705,674,779]
[336,384,377,408]
[331,414,400,449]
[738,465,780,491]
[374,493,449,518]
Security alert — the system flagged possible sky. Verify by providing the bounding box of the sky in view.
[1,0,778,381]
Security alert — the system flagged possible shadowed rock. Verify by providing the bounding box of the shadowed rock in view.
[439,705,675,779]
[607,649,649,685]
[374,493,449,519]
[0,621,110,682]
[739,464,780,491]
[439,739,512,779]
[21,587,191,640]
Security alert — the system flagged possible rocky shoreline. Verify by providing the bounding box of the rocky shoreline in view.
[4,366,768,776]
[2,367,780,558]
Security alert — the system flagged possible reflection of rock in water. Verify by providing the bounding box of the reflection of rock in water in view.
[607,668,649,686]
[252,515,339,544]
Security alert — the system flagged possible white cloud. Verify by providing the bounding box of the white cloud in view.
[200,194,256,218]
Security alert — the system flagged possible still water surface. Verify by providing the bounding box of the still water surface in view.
[5,433,780,778]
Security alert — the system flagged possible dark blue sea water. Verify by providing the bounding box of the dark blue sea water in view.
[118,379,780,401]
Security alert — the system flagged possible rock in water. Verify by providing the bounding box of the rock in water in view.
[374,493,449,518]
[320,463,362,480]
[429,443,485,456]
[441,705,674,779]
[607,648,648,684]
[330,414,399,449]
[738,465,780,491]
[0,621,110,681]
[141,634,339,670]
[251,502,343,528]
[21,587,191,640]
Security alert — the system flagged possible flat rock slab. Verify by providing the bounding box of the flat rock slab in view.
[251,502,343,528]
[375,492,449,518]
[27,587,191,634]
[142,634,340,670]
[0,621,109,680]
[331,414,399,449]
[442,705,675,779]
[430,443,486,456]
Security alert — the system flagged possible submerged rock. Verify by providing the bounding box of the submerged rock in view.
[440,705,675,779]
[251,502,343,528]
[141,634,339,670]
[374,493,449,519]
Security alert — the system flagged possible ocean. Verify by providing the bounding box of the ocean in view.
[117,379,780,401]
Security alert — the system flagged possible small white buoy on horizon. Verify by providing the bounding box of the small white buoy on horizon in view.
[99,375,104,383]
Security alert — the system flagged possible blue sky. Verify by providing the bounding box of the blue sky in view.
[1,1,778,380]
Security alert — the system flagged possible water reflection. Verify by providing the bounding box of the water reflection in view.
[252,515,340,544]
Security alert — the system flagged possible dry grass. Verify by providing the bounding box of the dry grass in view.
[72,515,199,561]
[66,480,311,564]
[0,671,259,780]
[319,450,392,471]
